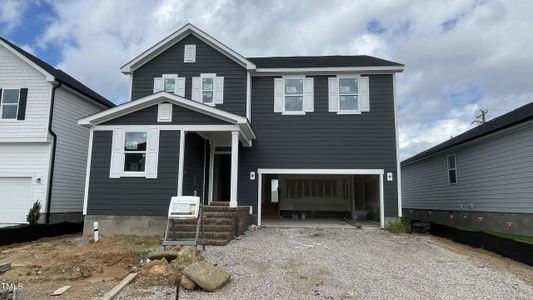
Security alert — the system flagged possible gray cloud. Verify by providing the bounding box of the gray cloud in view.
[9,0,533,159]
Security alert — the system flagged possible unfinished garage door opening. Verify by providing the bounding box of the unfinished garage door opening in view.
[257,169,384,227]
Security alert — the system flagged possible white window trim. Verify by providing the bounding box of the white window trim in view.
[447,154,457,184]
[336,74,361,114]
[0,87,20,121]
[122,130,149,177]
[162,74,179,94]
[200,73,216,106]
[282,75,305,115]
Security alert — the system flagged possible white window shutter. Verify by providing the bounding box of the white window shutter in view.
[192,77,201,102]
[157,103,173,122]
[328,77,339,112]
[109,128,125,178]
[303,77,314,112]
[359,76,370,112]
[214,76,224,104]
[274,78,283,113]
[146,127,160,179]
[153,77,163,93]
[176,77,185,97]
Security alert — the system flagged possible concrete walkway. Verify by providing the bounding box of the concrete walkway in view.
[261,218,378,229]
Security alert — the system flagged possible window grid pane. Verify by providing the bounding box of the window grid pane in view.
[339,95,358,111]
[124,132,147,152]
[1,105,17,119]
[285,96,303,111]
[2,89,20,104]
[164,78,176,92]
[124,153,146,172]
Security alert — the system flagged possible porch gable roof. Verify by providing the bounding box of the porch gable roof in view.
[78,92,256,141]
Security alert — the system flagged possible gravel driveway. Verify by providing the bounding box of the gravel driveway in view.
[119,227,533,299]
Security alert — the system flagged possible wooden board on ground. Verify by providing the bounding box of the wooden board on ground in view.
[100,272,138,300]
[0,262,11,274]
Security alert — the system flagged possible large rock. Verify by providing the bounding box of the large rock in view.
[183,261,230,292]
[172,247,201,269]
[147,250,178,261]
[181,275,197,290]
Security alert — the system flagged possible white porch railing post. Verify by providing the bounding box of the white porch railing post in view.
[230,131,239,207]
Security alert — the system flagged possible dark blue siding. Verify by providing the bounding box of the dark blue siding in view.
[238,74,399,217]
[87,130,180,216]
[131,34,247,117]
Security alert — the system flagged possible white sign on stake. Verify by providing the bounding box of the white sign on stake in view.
[168,196,200,219]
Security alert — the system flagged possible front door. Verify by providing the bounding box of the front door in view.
[213,153,231,202]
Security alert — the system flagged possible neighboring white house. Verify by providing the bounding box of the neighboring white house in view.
[0,37,114,224]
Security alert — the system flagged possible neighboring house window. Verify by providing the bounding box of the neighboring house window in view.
[338,77,359,112]
[1,88,20,119]
[284,78,304,113]
[202,76,214,104]
[447,154,457,184]
[124,132,147,173]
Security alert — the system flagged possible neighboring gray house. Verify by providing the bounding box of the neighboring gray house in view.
[402,102,533,236]
[79,24,404,238]
[0,37,114,224]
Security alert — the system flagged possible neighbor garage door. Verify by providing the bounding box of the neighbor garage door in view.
[0,177,32,223]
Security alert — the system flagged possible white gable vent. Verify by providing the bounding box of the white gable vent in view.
[158,103,173,122]
[184,44,196,63]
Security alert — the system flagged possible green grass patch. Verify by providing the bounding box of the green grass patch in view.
[385,218,411,234]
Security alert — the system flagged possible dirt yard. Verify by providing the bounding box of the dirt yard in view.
[1,228,532,299]
[0,235,161,299]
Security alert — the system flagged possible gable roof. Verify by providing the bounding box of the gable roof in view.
[78,92,255,141]
[248,55,404,69]
[121,23,256,74]
[0,37,114,108]
[402,101,533,166]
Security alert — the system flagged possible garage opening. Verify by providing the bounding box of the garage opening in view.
[259,172,382,226]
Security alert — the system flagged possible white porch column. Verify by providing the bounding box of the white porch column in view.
[230,131,239,207]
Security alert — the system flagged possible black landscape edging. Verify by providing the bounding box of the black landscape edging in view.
[429,222,533,266]
[0,222,83,246]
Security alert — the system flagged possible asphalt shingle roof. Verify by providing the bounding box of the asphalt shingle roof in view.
[247,55,404,69]
[402,101,533,165]
[1,37,114,108]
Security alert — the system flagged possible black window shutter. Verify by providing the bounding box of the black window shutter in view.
[17,88,28,120]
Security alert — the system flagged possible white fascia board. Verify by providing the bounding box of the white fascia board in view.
[120,24,256,74]
[253,65,404,75]
[0,40,55,82]
[257,169,384,175]
[78,92,248,126]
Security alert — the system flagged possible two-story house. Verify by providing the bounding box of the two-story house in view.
[0,37,114,224]
[79,24,404,240]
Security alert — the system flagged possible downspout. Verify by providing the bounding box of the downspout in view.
[45,81,61,224]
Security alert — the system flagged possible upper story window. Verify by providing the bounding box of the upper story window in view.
[1,89,20,119]
[284,78,304,113]
[328,76,369,114]
[338,77,359,112]
[153,75,185,97]
[202,75,215,104]
[124,132,147,173]
[192,74,224,105]
[273,77,314,115]
[447,154,457,184]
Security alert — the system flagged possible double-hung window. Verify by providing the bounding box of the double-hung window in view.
[447,154,457,184]
[124,132,147,173]
[163,75,176,93]
[338,77,359,112]
[1,89,20,119]
[201,76,214,104]
[284,78,304,113]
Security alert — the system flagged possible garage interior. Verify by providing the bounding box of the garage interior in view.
[261,174,380,222]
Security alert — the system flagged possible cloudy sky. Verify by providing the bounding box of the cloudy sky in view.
[2,0,532,159]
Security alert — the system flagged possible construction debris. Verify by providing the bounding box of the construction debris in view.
[0,262,11,274]
[100,273,138,300]
[50,286,70,296]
